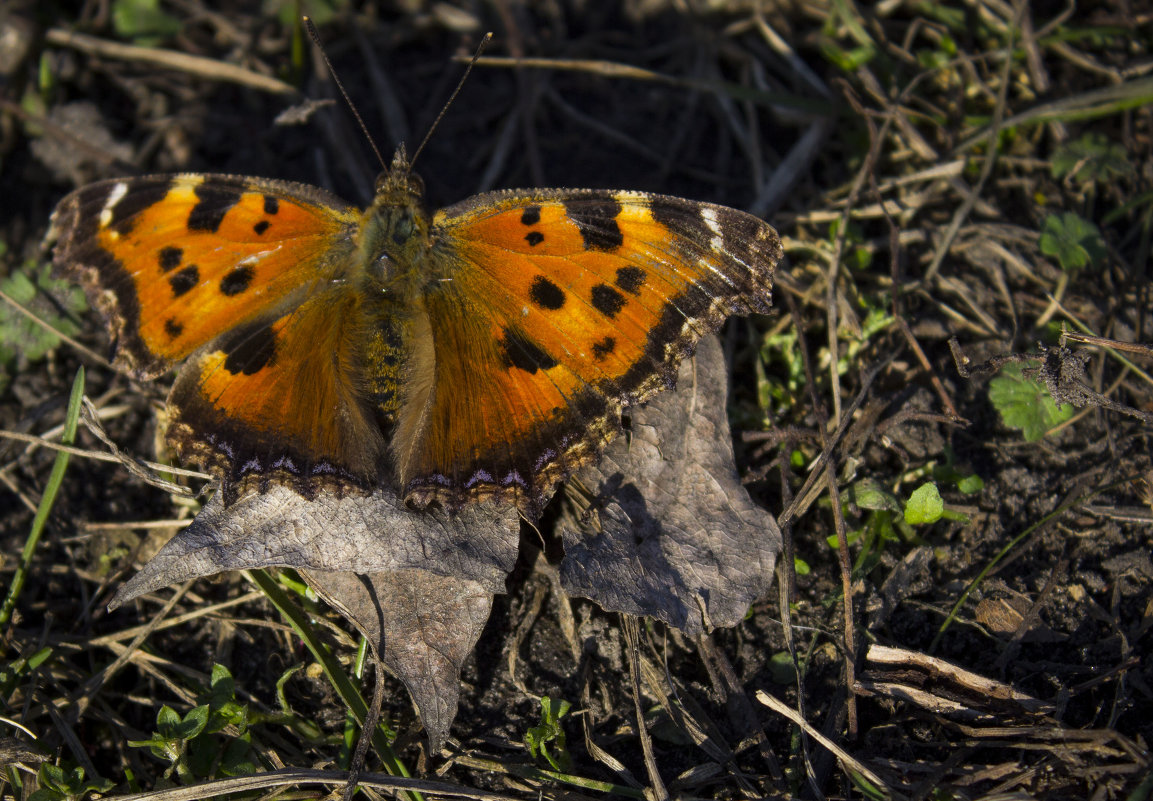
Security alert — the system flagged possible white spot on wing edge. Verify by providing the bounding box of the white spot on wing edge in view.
[98,181,129,229]
[701,206,725,254]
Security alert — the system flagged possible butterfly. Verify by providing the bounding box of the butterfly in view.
[47,144,779,515]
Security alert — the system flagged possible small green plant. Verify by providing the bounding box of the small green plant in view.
[1051,132,1134,185]
[838,304,893,376]
[913,1,972,33]
[903,482,944,525]
[1039,212,1107,271]
[931,445,985,495]
[29,763,112,801]
[768,650,799,684]
[828,218,873,272]
[0,261,87,392]
[524,696,573,773]
[819,2,877,72]
[759,329,804,405]
[833,480,904,576]
[111,0,181,44]
[0,646,53,704]
[988,362,1075,441]
[847,766,890,801]
[834,479,966,578]
[128,665,256,784]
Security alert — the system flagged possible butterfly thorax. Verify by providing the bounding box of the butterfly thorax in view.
[356,148,438,293]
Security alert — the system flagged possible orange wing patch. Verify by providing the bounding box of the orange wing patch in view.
[402,191,779,509]
[167,285,391,501]
[49,174,359,378]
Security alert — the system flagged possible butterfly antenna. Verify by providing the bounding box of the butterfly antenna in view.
[304,16,388,171]
[409,32,493,169]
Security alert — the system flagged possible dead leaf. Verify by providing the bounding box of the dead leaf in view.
[558,335,781,636]
[109,484,520,608]
[301,569,493,752]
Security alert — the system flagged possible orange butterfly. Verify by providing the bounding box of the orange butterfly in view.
[48,144,779,514]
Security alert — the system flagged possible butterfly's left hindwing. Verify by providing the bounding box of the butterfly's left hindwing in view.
[399,190,779,510]
[165,286,393,501]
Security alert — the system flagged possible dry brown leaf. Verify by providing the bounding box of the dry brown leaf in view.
[558,335,781,635]
[301,569,493,751]
[109,486,520,606]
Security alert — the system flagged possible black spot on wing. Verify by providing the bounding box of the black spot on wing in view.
[158,246,183,273]
[529,276,565,310]
[219,266,255,296]
[616,266,646,295]
[253,220,270,235]
[500,328,558,374]
[591,283,626,318]
[105,179,172,235]
[647,196,706,239]
[525,231,544,247]
[592,336,616,361]
[187,184,241,233]
[521,206,541,226]
[221,322,278,375]
[169,265,199,297]
[564,197,623,251]
[263,195,279,215]
[164,318,184,339]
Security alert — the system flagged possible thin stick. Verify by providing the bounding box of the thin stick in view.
[45,28,295,95]
[755,690,894,796]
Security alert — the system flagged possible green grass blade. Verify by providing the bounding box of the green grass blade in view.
[959,76,1153,151]
[246,569,422,801]
[0,367,85,632]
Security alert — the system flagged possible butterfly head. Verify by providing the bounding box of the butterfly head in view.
[373,144,425,198]
[359,145,433,281]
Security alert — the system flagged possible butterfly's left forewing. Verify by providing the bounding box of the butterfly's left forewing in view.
[402,190,779,511]
[49,174,360,378]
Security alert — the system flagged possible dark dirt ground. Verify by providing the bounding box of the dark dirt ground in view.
[1,1,1151,800]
